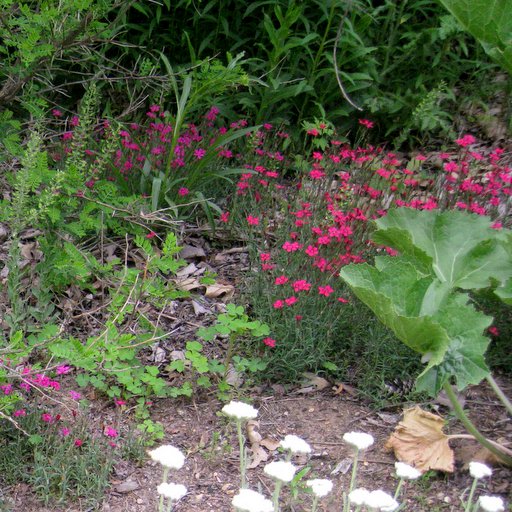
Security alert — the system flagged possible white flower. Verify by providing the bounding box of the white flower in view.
[148,444,185,469]
[395,461,422,480]
[365,490,399,511]
[348,488,371,506]
[264,461,297,483]
[478,495,505,512]
[157,482,187,501]
[469,461,493,479]
[222,400,258,421]
[306,479,333,497]
[343,432,374,451]
[232,488,274,512]
[280,435,312,454]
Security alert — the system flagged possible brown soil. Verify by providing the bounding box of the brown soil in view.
[4,379,511,512]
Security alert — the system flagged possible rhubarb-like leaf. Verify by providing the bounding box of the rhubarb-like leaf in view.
[373,209,512,290]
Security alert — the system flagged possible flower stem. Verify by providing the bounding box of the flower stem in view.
[464,478,478,512]
[394,478,404,499]
[166,499,173,512]
[443,382,512,465]
[159,467,170,512]
[344,449,360,511]
[236,420,247,488]
[273,481,283,512]
[311,495,319,512]
[485,374,512,416]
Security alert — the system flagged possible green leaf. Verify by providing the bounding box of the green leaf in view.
[374,209,512,290]
[437,0,512,73]
[495,277,512,304]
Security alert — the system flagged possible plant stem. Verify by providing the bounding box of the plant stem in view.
[344,449,360,511]
[166,498,173,512]
[443,382,512,465]
[236,420,247,488]
[485,374,512,416]
[464,478,478,512]
[159,467,170,512]
[311,495,319,512]
[273,481,283,512]
[394,478,404,499]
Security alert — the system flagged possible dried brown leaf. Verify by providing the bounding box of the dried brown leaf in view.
[385,406,454,473]
[205,283,234,299]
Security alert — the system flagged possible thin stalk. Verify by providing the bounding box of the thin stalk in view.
[273,481,283,512]
[166,498,173,512]
[158,467,170,512]
[311,495,319,512]
[485,374,512,416]
[344,449,360,510]
[443,383,512,465]
[394,478,404,499]
[464,478,478,512]
[236,420,247,488]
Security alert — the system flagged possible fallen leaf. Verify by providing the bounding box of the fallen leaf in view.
[192,300,208,316]
[246,420,262,444]
[247,444,268,469]
[205,283,235,299]
[297,373,329,393]
[385,406,454,473]
[174,277,204,292]
[179,244,206,259]
[176,263,198,277]
[330,457,352,475]
[260,438,281,451]
[114,480,139,493]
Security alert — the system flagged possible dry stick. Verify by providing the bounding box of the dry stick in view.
[485,374,512,416]
[333,12,362,112]
[447,434,512,459]
[0,410,30,436]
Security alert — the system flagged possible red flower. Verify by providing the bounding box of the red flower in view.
[74,439,83,447]
[275,275,289,285]
[273,300,284,309]
[178,187,189,196]
[318,285,334,297]
[263,337,276,348]
[285,296,297,306]
[358,119,374,129]
[259,253,271,262]
[247,215,260,226]
[146,231,157,239]
[220,211,230,223]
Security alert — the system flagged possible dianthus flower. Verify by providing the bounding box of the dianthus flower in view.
[318,285,334,297]
[292,280,311,292]
[247,215,260,226]
[263,337,276,348]
[274,275,288,285]
[365,490,399,511]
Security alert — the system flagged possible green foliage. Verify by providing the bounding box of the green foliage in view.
[438,0,512,74]
[48,233,189,400]
[0,410,115,508]
[340,209,512,396]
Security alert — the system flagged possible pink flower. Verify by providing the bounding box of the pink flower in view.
[305,245,319,257]
[318,285,334,297]
[263,337,276,348]
[273,300,284,309]
[292,280,311,292]
[194,148,206,159]
[13,409,26,417]
[259,252,271,262]
[115,399,126,406]
[69,390,81,401]
[104,426,118,438]
[309,169,325,179]
[220,211,230,223]
[60,427,71,437]
[307,128,319,136]
[285,296,297,306]
[358,119,374,129]
[146,231,157,239]
[52,109,63,117]
[275,275,288,285]
[455,134,475,147]
[282,241,302,252]
[488,326,499,336]
[70,116,80,127]
[74,439,83,447]
[56,365,71,375]
[247,215,260,226]
[178,187,189,197]
[41,413,53,423]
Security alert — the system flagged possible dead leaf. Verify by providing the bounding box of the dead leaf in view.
[260,438,281,451]
[297,373,330,393]
[179,244,206,259]
[333,382,357,396]
[247,444,268,469]
[385,406,454,473]
[205,283,235,299]
[330,457,352,475]
[192,300,208,316]
[174,277,204,292]
[246,420,262,444]
[176,263,199,277]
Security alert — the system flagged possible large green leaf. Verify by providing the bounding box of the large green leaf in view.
[373,209,512,290]
[437,0,512,73]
